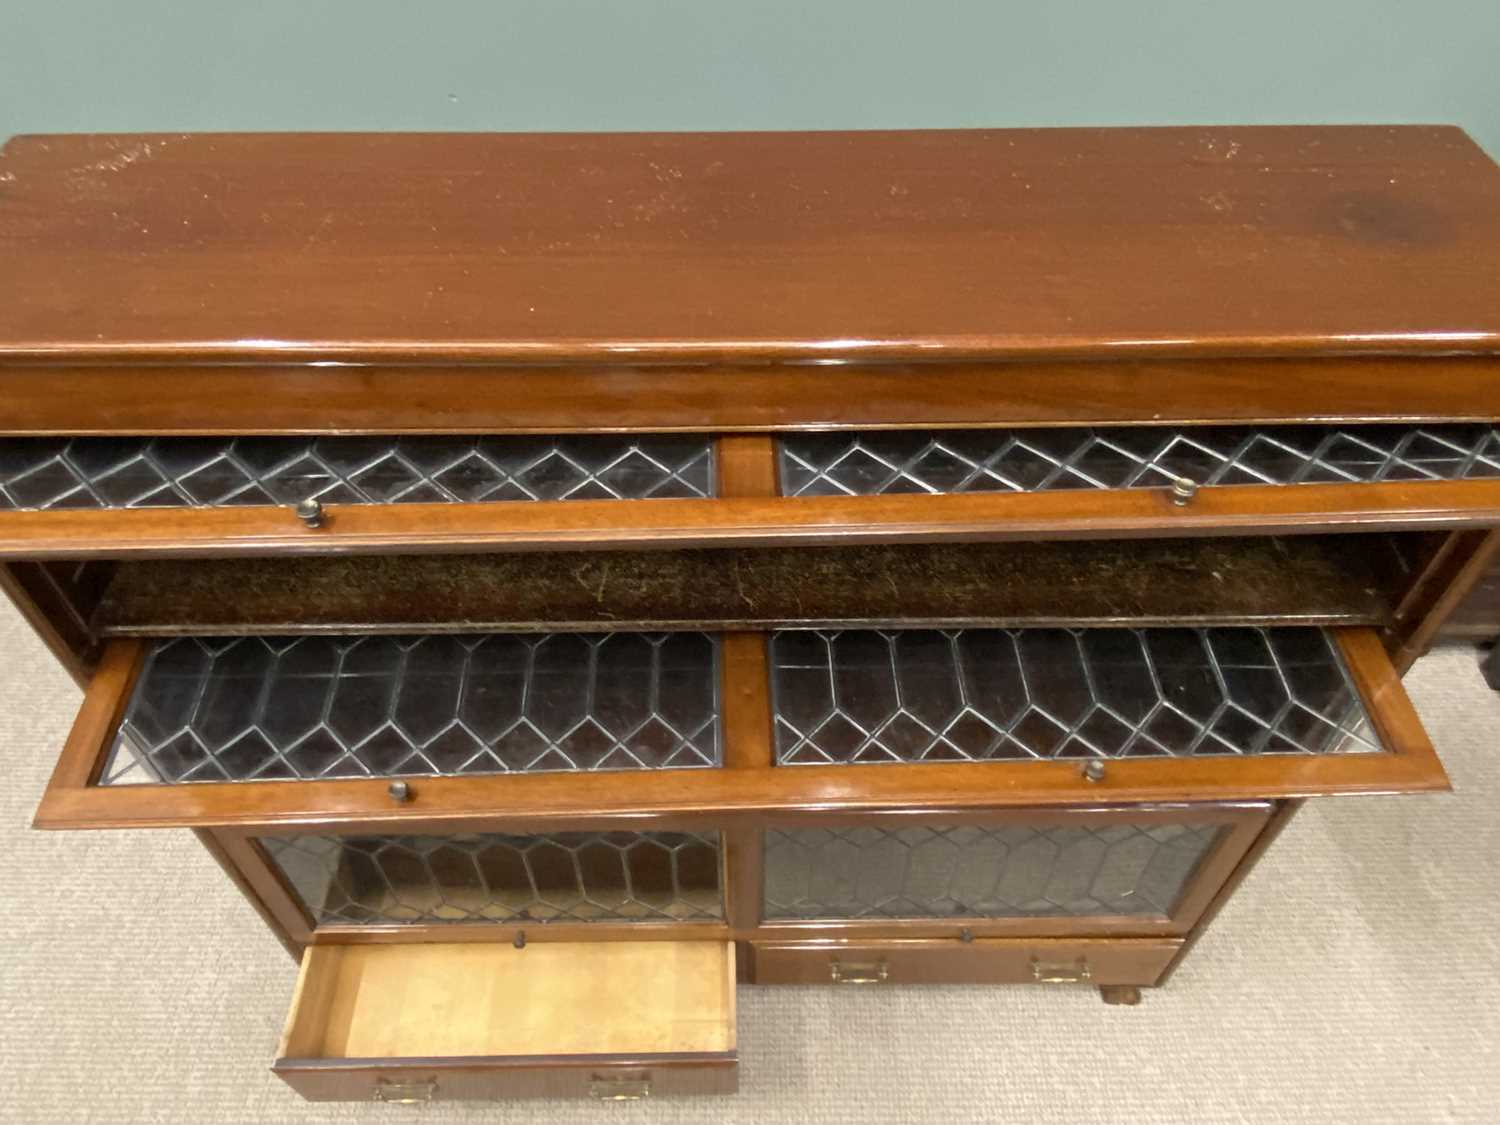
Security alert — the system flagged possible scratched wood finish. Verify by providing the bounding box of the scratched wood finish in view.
[3,128,1500,365]
[91,536,1398,635]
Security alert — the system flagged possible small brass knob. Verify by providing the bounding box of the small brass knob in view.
[959,927,974,944]
[1170,477,1200,506]
[1082,760,1107,783]
[387,780,411,802]
[294,498,325,528]
[513,930,527,949]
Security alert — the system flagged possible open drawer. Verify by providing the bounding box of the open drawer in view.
[32,625,1446,831]
[275,941,737,1101]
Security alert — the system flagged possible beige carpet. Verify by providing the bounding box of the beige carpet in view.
[1,603,1497,1125]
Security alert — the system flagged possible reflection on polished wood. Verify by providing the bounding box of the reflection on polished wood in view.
[4,357,1500,435]
[5,128,1499,364]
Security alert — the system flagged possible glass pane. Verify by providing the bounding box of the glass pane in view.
[0,435,714,510]
[778,425,1500,496]
[100,632,721,784]
[763,821,1222,920]
[772,626,1379,765]
[262,831,723,926]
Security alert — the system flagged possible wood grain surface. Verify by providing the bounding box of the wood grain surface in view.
[3,127,1499,365]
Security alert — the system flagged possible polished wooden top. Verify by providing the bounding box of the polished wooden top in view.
[1,126,1498,365]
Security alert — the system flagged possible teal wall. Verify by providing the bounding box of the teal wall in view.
[4,1,1498,157]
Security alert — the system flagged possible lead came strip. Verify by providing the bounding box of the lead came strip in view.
[100,632,722,784]
[0,435,714,510]
[779,425,1500,496]
[770,627,1379,765]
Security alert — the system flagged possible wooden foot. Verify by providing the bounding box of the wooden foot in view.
[1098,985,1142,1006]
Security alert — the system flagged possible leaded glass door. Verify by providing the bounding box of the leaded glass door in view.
[755,804,1269,939]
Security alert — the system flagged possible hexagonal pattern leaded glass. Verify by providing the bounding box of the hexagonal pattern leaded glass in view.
[778,424,1500,496]
[771,627,1379,765]
[763,822,1222,919]
[0,435,713,510]
[100,632,720,785]
[262,831,723,926]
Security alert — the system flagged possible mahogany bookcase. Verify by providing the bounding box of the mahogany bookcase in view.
[3,126,1499,1103]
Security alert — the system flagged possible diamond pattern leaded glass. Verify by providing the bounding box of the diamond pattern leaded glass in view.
[771,627,1379,765]
[778,425,1500,496]
[101,633,720,785]
[763,822,1222,920]
[0,435,713,510]
[262,831,723,926]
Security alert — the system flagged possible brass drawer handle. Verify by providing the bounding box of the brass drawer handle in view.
[1031,957,1092,983]
[590,1073,652,1100]
[372,1078,437,1103]
[830,958,890,984]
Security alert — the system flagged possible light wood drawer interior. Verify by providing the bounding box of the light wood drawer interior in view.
[274,941,737,1101]
[752,938,1180,987]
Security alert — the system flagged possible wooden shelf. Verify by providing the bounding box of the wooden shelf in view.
[94,536,1397,635]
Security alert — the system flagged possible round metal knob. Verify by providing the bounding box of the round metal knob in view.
[959,927,974,944]
[1170,477,1200,506]
[294,498,325,528]
[1081,760,1107,783]
[387,780,411,803]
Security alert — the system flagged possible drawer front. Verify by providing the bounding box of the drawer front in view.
[278,1057,736,1102]
[274,941,737,1103]
[752,938,1180,987]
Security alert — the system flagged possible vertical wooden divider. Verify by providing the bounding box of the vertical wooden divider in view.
[715,437,777,940]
